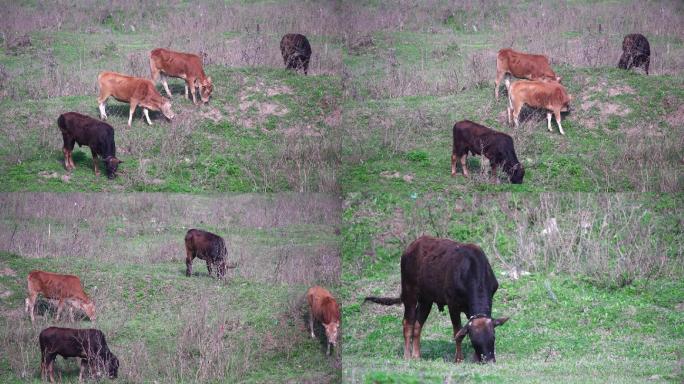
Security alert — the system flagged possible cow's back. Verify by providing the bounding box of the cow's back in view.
[307,286,339,324]
[29,270,86,300]
[280,34,312,56]
[151,48,203,74]
[401,236,496,305]
[498,48,554,80]
[99,71,153,101]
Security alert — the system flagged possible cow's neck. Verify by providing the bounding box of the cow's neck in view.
[467,293,492,317]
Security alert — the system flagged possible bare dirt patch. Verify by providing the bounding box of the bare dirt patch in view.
[200,107,224,123]
[0,267,16,277]
[282,124,321,137]
[607,85,635,97]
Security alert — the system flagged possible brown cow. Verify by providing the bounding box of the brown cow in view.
[39,327,118,383]
[451,120,524,184]
[495,48,561,100]
[185,229,237,278]
[618,34,650,75]
[97,71,175,127]
[26,270,96,323]
[507,80,572,135]
[58,112,122,179]
[149,48,213,104]
[306,285,340,356]
[280,34,312,75]
[365,236,508,363]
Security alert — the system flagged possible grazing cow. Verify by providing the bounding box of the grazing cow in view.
[185,229,235,278]
[39,327,118,383]
[57,112,122,179]
[280,34,312,75]
[97,71,175,127]
[507,80,572,135]
[306,286,340,356]
[451,120,524,184]
[618,34,650,75]
[149,48,213,104]
[495,48,561,100]
[365,236,508,363]
[26,270,96,323]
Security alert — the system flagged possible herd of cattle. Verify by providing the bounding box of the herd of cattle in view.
[451,33,650,184]
[32,31,653,380]
[25,227,340,382]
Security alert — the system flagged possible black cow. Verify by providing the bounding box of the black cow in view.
[39,327,119,383]
[451,120,524,184]
[185,229,235,278]
[618,34,650,75]
[57,112,122,179]
[365,236,509,363]
[280,34,312,75]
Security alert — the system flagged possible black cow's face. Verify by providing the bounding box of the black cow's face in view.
[107,355,119,379]
[509,164,524,184]
[105,157,122,179]
[457,316,509,363]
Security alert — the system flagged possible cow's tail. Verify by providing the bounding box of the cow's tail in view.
[364,296,402,306]
[57,114,66,130]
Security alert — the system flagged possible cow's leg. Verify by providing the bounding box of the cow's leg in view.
[491,163,499,183]
[55,299,65,321]
[554,110,565,135]
[127,102,137,127]
[206,260,213,277]
[161,75,173,97]
[69,305,75,322]
[402,298,417,360]
[451,153,457,176]
[26,293,37,323]
[412,301,432,359]
[494,71,505,101]
[513,103,522,128]
[644,57,650,75]
[143,108,152,125]
[460,155,469,177]
[97,93,109,120]
[91,149,100,176]
[448,306,464,362]
[186,250,194,277]
[63,148,72,170]
[79,359,87,382]
[546,112,553,132]
[187,78,198,104]
[309,311,315,338]
[48,358,56,383]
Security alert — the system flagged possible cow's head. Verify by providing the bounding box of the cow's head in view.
[324,321,339,348]
[455,315,509,363]
[200,77,213,103]
[160,99,175,121]
[509,163,524,184]
[104,156,122,179]
[80,300,96,321]
[106,354,119,379]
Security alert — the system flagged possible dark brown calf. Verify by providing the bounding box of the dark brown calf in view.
[618,34,650,74]
[451,120,524,184]
[185,229,235,278]
[280,34,312,75]
[365,236,508,363]
[58,112,122,179]
[39,327,118,383]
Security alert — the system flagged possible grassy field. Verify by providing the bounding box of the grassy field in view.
[0,193,342,383]
[0,1,344,193]
[339,0,684,193]
[339,192,683,383]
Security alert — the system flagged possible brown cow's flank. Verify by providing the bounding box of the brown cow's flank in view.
[149,48,213,104]
[495,48,560,100]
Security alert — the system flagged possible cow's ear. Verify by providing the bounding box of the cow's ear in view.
[493,317,509,327]
[207,76,212,83]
